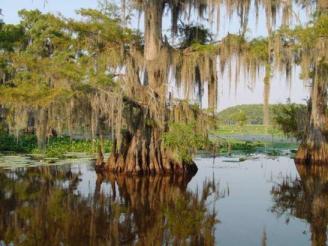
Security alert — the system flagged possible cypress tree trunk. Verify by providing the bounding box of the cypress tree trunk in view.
[296,0,328,165]
[144,0,163,62]
[105,100,197,175]
[296,63,328,165]
[295,2,328,165]
[104,1,198,175]
[36,108,48,149]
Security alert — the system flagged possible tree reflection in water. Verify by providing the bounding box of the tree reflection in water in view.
[0,165,221,245]
[271,164,328,246]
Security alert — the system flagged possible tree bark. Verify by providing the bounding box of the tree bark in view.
[105,104,197,175]
[318,0,328,11]
[144,1,163,61]
[295,3,328,165]
[295,63,328,165]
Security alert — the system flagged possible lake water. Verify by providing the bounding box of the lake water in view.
[0,154,326,245]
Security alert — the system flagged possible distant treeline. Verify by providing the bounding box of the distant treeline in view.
[217,104,306,125]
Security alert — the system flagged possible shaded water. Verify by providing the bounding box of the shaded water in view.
[0,155,326,245]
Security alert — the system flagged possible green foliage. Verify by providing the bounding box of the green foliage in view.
[210,137,298,156]
[218,139,265,153]
[178,24,213,48]
[222,34,246,47]
[217,104,276,125]
[0,24,25,51]
[272,104,307,140]
[0,8,131,108]
[247,38,269,62]
[290,14,328,49]
[18,9,68,56]
[0,8,138,161]
[32,136,112,158]
[0,132,112,157]
[272,13,328,80]
[0,83,72,107]
[163,122,208,162]
[97,1,122,20]
[189,43,219,53]
[72,8,134,47]
[0,133,37,153]
[315,14,328,37]
[230,110,247,126]
[215,124,282,136]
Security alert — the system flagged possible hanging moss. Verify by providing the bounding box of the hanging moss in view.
[0,1,326,170]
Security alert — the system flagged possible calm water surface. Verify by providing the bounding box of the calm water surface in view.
[0,154,326,245]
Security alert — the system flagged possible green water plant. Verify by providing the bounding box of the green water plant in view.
[163,122,208,162]
[0,133,37,153]
[32,136,112,158]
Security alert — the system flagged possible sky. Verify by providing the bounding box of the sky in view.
[1,0,310,111]
[1,0,98,24]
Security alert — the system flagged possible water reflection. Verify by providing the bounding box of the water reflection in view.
[271,164,328,246]
[0,165,219,245]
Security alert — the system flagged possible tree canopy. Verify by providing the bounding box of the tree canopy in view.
[0,0,327,171]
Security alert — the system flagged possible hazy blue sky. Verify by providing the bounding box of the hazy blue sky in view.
[1,0,309,110]
[2,0,98,24]
[1,0,265,37]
